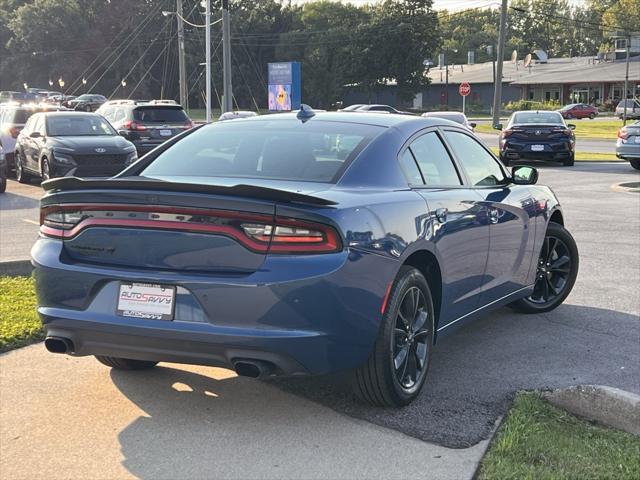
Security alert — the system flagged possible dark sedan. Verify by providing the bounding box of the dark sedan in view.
[497,110,576,166]
[67,94,107,112]
[33,110,578,407]
[558,103,598,120]
[14,112,137,182]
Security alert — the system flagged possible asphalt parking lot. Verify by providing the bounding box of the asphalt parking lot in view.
[1,161,639,478]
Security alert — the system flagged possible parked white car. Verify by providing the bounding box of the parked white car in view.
[421,111,476,131]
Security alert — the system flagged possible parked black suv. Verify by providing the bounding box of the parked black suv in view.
[97,101,193,155]
[67,94,107,112]
[14,112,137,182]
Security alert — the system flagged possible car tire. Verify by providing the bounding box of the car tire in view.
[0,176,6,193]
[509,222,578,314]
[589,113,595,119]
[630,159,640,170]
[95,356,158,370]
[353,266,435,407]
[563,153,575,166]
[15,152,31,184]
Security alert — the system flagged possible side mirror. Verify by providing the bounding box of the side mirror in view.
[29,131,41,138]
[567,124,576,130]
[511,165,538,185]
[493,123,503,131]
[469,122,477,129]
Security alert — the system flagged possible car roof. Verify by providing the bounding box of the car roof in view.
[228,111,458,129]
[40,111,100,117]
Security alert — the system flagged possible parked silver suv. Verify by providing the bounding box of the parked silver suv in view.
[616,99,640,120]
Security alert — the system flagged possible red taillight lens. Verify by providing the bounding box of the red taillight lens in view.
[10,126,20,138]
[618,127,628,140]
[501,129,513,138]
[182,120,194,130]
[122,120,146,131]
[40,205,341,254]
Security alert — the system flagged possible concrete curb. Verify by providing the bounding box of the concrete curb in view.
[542,385,640,436]
[0,259,33,276]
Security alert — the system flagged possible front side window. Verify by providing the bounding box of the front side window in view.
[142,120,383,183]
[46,115,116,136]
[407,131,461,186]
[444,131,506,186]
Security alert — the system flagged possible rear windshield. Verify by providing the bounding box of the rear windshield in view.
[11,109,41,124]
[512,112,564,125]
[141,119,383,183]
[46,115,116,136]
[133,106,188,123]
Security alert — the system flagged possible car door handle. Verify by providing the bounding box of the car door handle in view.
[435,208,448,223]
[489,208,499,224]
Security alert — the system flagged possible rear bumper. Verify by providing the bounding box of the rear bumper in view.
[501,143,572,161]
[615,144,640,160]
[132,140,168,155]
[32,238,397,375]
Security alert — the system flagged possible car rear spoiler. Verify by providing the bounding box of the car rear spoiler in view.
[41,176,337,206]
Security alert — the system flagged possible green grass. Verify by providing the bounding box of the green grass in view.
[0,276,43,352]
[476,119,623,139]
[478,392,640,480]
[488,147,618,162]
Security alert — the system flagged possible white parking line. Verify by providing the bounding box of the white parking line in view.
[22,218,39,225]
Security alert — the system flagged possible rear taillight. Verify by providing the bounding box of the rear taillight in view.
[501,129,513,138]
[10,126,20,138]
[618,127,628,140]
[122,120,146,131]
[40,205,341,254]
[182,120,194,130]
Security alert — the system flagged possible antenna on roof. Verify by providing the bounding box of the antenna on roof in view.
[297,104,315,123]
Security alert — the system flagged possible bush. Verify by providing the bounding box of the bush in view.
[504,100,562,111]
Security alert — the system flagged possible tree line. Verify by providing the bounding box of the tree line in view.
[0,0,637,110]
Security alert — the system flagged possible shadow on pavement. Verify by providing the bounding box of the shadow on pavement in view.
[0,191,39,210]
[270,304,640,448]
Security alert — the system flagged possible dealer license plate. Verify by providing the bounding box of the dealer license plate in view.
[531,144,545,152]
[159,129,172,136]
[117,282,175,320]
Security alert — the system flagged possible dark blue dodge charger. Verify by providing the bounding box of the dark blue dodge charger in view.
[32,110,579,406]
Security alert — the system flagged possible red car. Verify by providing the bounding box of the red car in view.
[558,103,598,120]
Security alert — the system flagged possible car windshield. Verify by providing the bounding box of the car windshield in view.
[512,112,564,125]
[141,119,384,183]
[133,107,188,123]
[46,115,116,136]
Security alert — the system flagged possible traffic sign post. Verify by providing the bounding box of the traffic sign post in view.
[459,82,471,114]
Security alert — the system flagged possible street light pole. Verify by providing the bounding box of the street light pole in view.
[222,0,233,113]
[623,34,630,125]
[492,0,508,128]
[205,0,212,123]
[176,0,187,109]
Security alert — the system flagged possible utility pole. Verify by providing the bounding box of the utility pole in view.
[222,0,233,113]
[176,0,188,109]
[623,34,630,125]
[492,0,508,128]
[205,0,212,122]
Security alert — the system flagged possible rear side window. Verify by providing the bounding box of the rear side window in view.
[142,120,383,183]
[407,132,461,186]
[133,107,188,123]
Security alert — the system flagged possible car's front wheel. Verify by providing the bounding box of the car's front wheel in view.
[630,159,640,170]
[353,266,435,407]
[15,152,31,184]
[589,113,595,119]
[510,222,578,314]
[95,356,158,370]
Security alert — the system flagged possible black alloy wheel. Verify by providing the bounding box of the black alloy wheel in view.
[510,222,578,313]
[353,266,435,407]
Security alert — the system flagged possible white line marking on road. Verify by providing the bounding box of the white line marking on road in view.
[22,219,39,225]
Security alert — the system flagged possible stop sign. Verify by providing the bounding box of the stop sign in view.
[459,82,471,97]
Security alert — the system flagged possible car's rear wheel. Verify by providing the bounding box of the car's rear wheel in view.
[353,266,435,407]
[630,159,640,170]
[15,152,31,184]
[95,356,158,370]
[563,153,575,166]
[510,222,578,314]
